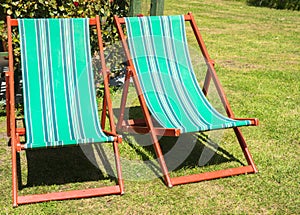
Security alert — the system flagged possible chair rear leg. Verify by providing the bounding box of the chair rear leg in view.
[202,69,212,96]
[234,127,258,173]
[11,147,18,207]
[113,141,125,194]
[117,70,131,130]
[16,153,23,190]
[101,94,107,130]
[6,74,11,137]
[150,135,173,187]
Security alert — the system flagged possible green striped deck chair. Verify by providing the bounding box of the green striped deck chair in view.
[6,16,124,206]
[114,13,258,187]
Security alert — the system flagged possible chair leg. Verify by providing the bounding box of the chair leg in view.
[5,74,10,137]
[11,148,18,207]
[234,127,258,173]
[101,94,107,130]
[202,69,212,96]
[113,141,125,194]
[117,70,131,130]
[150,134,173,187]
[16,153,23,190]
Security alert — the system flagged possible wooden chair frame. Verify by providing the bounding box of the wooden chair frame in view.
[6,15,124,206]
[114,12,258,187]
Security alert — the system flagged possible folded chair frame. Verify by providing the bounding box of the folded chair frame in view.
[6,16,124,206]
[114,12,258,187]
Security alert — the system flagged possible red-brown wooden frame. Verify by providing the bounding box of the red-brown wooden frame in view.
[114,12,258,187]
[6,15,124,207]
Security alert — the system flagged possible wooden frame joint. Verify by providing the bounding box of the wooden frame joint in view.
[126,66,134,76]
[233,118,259,126]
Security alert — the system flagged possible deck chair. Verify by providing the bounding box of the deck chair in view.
[114,12,258,187]
[6,16,124,206]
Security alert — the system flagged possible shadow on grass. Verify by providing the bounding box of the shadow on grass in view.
[17,145,117,190]
[123,133,245,170]
[165,133,244,170]
[115,106,246,178]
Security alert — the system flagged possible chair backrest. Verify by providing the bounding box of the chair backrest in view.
[19,18,113,148]
[124,15,251,133]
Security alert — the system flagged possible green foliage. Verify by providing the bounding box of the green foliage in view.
[0,0,129,74]
[246,0,300,10]
[0,20,4,34]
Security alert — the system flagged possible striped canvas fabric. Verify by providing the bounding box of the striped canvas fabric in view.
[124,15,252,133]
[18,18,114,149]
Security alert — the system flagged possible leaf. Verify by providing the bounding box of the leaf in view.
[7,9,13,15]
[12,2,19,6]
[2,4,10,9]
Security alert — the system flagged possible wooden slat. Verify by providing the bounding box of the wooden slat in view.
[10,18,97,26]
[17,186,122,205]
[171,165,255,186]
[121,125,180,137]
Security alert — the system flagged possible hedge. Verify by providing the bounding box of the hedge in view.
[0,0,129,78]
[247,0,300,10]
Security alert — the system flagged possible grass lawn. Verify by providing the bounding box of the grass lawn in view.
[1,0,299,214]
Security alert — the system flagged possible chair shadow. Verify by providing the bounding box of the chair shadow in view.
[115,106,246,177]
[123,132,244,170]
[113,105,144,124]
[159,133,245,171]
[18,145,116,190]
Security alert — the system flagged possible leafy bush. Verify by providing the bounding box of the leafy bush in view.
[246,0,300,10]
[0,0,129,75]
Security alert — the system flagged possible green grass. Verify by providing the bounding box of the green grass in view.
[1,0,299,214]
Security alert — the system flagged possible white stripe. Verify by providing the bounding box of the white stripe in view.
[47,20,59,141]
[168,17,208,130]
[145,17,184,129]
[60,20,73,140]
[34,20,47,143]
[71,19,85,139]
[65,19,80,139]
[140,17,182,129]
[41,20,54,143]
[160,16,207,131]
